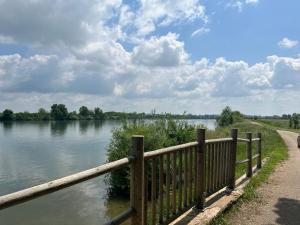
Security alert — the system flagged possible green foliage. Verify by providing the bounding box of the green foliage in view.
[50,104,68,120]
[289,113,299,129]
[217,106,233,127]
[15,111,35,120]
[1,109,14,121]
[94,107,104,120]
[106,119,201,196]
[217,106,243,127]
[258,118,300,132]
[68,111,79,120]
[79,106,90,118]
[232,111,244,122]
[37,108,51,120]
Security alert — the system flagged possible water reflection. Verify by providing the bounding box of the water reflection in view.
[2,121,13,134]
[79,120,90,134]
[50,121,68,136]
[94,120,104,131]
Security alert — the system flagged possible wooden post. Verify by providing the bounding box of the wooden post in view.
[228,129,238,190]
[130,135,144,225]
[196,128,206,209]
[246,132,252,177]
[257,132,262,169]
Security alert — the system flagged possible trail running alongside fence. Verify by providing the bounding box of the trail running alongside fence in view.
[229,130,300,225]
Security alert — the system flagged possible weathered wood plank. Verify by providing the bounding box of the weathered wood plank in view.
[179,150,183,211]
[247,132,253,177]
[144,165,148,225]
[159,155,164,224]
[196,128,206,209]
[193,147,197,201]
[144,142,197,159]
[257,133,262,169]
[188,148,193,204]
[172,152,177,215]
[228,129,238,190]
[151,158,157,225]
[131,135,145,225]
[166,153,171,219]
[184,149,188,208]
[207,144,211,194]
[0,157,133,210]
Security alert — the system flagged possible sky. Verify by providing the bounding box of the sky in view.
[0,0,299,115]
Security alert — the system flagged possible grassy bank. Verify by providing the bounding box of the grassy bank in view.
[209,121,288,225]
[257,119,300,132]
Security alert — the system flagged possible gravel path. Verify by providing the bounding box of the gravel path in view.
[229,130,300,225]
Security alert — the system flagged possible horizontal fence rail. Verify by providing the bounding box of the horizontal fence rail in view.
[0,129,262,225]
[0,157,133,210]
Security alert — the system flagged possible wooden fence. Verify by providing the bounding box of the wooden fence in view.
[0,128,262,225]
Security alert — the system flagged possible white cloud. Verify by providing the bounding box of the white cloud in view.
[191,27,210,37]
[227,0,259,12]
[120,0,208,40]
[1,46,300,103]
[245,0,259,4]
[0,0,123,47]
[268,55,300,88]
[132,33,189,67]
[278,38,298,49]
[0,0,208,48]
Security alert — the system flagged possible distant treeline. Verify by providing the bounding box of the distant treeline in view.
[0,104,218,121]
[0,104,297,122]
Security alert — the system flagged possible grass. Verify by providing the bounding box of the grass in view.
[209,121,288,225]
[257,119,300,133]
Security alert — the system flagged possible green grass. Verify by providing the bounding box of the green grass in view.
[209,121,288,225]
[257,119,300,133]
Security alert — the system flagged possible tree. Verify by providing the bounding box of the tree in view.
[94,107,104,120]
[37,108,50,120]
[289,117,293,128]
[232,110,244,122]
[1,109,14,121]
[292,113,299,129]
[79,106,90,118]
[15,111,33,120]
[50,104,68,120]
[217,106,233,127]
[68,111,79,120]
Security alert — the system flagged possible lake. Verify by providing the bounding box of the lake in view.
[0,119,216,225]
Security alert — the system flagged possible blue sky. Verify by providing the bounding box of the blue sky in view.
[0,0,299,115]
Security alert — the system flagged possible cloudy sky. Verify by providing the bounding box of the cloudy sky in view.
[0,0,299,115]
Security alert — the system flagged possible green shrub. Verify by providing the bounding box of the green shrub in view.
[106,119,203,196]
[217,106,244,127]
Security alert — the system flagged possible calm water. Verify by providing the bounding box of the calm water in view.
[0,119,216,225]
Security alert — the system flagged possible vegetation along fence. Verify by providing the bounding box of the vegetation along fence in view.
[0,128,262,225]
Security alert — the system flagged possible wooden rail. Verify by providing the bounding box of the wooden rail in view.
[0,157,133,210]
[236,133,262,179]
[0,129,262,225]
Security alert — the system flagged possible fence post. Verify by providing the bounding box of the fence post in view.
[257,132,262,169]
[130,135,144,225]
[196,128,206,209]
[246,132,252,177]
[228,129,238,190]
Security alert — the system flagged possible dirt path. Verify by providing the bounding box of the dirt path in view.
[229,130,300,225]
